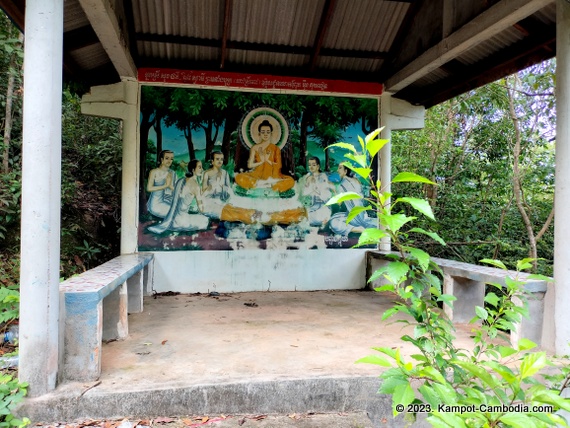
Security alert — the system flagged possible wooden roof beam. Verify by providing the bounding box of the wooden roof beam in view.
[385,0,555,93]
[309,0,337,72]
[220,0,233,69]
[397,24,556,106]
[77,0,137,78]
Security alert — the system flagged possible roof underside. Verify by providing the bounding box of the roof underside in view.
[0,0,557,107]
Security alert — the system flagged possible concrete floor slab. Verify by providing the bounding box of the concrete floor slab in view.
[18,290,476,427]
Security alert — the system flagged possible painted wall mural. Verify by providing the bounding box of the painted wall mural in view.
[138,86,379,251]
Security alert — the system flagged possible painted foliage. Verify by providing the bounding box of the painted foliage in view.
[138,86,379,251]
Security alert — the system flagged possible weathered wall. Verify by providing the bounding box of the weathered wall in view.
[147,249,367,293]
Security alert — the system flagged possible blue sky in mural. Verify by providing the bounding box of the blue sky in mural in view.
[148,121,366,157]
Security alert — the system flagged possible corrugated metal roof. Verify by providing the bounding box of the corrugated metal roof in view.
[324,0,408,52]
[5,0,556,107]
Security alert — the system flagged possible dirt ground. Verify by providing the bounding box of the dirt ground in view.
[33,412,375,428]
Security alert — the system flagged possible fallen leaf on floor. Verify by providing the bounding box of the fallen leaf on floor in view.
[238,419,245,426]
[153,417,175,424]
[135,352,150,356]
[181,418,193,425]
[79,420,100,427]
[248,415,267,421]
[244,302,258,307]
[161,340,168,345]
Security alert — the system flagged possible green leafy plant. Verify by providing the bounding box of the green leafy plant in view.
[0,374,29,428]
[0,288,19,326]
[327,128,570,427]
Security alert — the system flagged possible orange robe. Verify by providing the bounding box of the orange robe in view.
[235,143,295,192]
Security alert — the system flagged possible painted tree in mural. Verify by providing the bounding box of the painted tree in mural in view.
[140,86,173,212]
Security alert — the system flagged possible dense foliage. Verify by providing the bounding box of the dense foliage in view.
[330,129,569,427]
[391,61,555,275]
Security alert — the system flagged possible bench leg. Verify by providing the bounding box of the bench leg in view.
[103,281,128,341]
[443,274,485,323]
[127,271,143,313]
[511,292,545,348]
[63,294,103,381]
[143,260,154,296]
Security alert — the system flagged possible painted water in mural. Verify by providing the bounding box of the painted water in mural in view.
[138,87,379,251]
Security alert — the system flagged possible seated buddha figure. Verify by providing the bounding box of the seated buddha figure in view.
[235,120,295,193]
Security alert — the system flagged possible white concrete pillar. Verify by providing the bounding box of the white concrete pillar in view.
[18,0,63,396]
[554,0,570,356]
[81,80,140,254]
[378,93,425,252]
[379,93,392,251]
[120,81,141,254]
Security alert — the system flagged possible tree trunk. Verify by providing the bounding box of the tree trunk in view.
[299,112,310,170]
[139,110,154,215]
[2,32,23,174]
[154,114,163,156]
[185,126,196,161]
[507,80,538,270]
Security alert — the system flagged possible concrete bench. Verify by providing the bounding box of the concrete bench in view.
[366,251,551,348]
[59,253,154,382]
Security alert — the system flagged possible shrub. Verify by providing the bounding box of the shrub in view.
[327,128,570,427]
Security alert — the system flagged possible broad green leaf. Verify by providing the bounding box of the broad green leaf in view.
[497,345,518,358]
[379,376,409,394]
[520,352,547,379]
[395,197,435,220]
[532,389,570,411]
[428,412,467,428]
[392,172,435,184]
[351,167,373,180]
[355,354,392,367]
[365,127,383,144]
[393,383,415,414]
[368,265,390,283]
[484,292,500,307]
[406,247,430,272]
[475,306,488,321]
[326,192,362,206]
[372,346,399,360]
[381,306,401,320]
[326,142,356,153]
[384,261,410,284]
[480,259,507,270]
[517,338,537,351]
[408,228,446,245]
[357,135,365,152]
[379,213,414,233]
[454,360,497,389]
[366,137,389,158]
[419,366,447,384]
[437,294,456,308]
[346,205,373,224]
[499,413,534,427]
[345,153,368,168]
[414,325,427,338]
[357,228,387,247]
[528,273,553,281]
[486,359,517,381]
[516,258,536,271]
